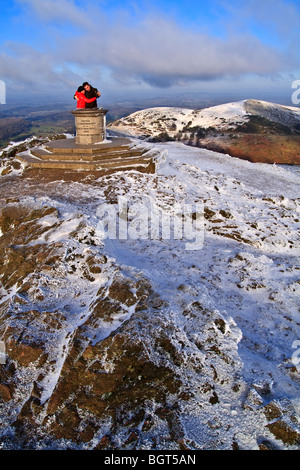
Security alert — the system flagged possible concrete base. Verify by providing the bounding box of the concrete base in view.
[72,108,108,145]
[45,136,132,154]
[16,136,157,174]
[16,106,158,174]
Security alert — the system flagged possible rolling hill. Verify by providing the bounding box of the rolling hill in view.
[108,99,300,164]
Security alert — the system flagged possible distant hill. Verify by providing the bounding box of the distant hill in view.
[0,105,75,148]
[0,117,31,141]
[108,99,300,164]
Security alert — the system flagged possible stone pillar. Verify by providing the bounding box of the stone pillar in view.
[71,108,108,145]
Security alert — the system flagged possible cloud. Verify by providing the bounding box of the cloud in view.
[2,0,299,95]
[16,0,93,29]
[0,42,81,93]
[55,14,291,86]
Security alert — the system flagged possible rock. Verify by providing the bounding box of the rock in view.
[0,384,13,402]
[7,339,47,367]
[263,399,300,447]
[108,275,137,306]
[243,388,264,411]
[45,321,183,445]
[263,399,297,423]
[1,166,12,176]
[263,400,283,421]
[257,438,279,450]
[266,419,300,446]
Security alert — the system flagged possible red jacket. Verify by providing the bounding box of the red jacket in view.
[75,91,97,109]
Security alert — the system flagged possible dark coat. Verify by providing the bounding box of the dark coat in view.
[84,86,99,108]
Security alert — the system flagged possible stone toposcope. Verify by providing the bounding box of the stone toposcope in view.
[72,108,108,145]
[16,107,158,174]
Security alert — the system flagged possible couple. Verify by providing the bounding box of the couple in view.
[74,82,101,109]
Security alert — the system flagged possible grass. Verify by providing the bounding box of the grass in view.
[0,121,75,149]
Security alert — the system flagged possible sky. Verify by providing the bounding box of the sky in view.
[1,0,300,105]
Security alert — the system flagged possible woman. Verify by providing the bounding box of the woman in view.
[74,86,97,109]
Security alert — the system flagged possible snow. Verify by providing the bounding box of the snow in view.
[190,100,248,128]
[109,99,300,138]
[109,100,249,136]
[99,142,300,447]
[1,131,300,449]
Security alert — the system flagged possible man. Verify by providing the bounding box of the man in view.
[82,82,101,108]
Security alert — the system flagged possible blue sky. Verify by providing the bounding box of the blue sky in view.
[1,0,300,103]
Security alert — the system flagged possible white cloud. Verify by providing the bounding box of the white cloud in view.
[2,0,299,95]
[0,42,81,93]
[54,14,291,86]
[16,0,93,29]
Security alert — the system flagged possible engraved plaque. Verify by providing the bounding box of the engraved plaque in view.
[72,109,108,144]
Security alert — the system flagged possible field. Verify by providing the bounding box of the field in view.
[0,103,76,148]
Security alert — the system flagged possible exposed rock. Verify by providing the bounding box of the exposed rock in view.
[0,384,13,402]
[266,419,300,446]
[262,399,300,447]
[7,339,47,367]
[243,388,264,411]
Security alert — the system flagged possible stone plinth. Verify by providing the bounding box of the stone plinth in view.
[72,108,108,145]
[16,136,157,174]
[16,106,158,174]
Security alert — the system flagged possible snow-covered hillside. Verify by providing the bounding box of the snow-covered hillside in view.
[0,132,300,450]
[108,99,300,138]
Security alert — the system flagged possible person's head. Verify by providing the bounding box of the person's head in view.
[83,82,91,92]
[77,86,85,94]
